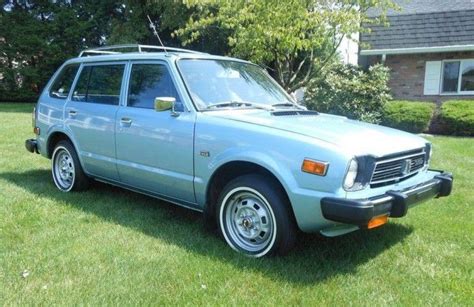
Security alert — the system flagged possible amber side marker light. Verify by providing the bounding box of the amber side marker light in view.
[367,215,389,229]
[33,127,40,135]
[302,159,328,176]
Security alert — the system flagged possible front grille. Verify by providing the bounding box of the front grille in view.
[370,149,426,187]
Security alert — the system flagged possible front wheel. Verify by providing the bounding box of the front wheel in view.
[217,174,296,257]
[51,140,89,192]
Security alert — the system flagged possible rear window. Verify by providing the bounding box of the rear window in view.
[49,64,80,99]
[72,64,125,105]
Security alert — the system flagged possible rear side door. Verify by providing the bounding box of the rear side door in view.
[36,63,80,155]
[115,61,196,203]
[65,62,126,181]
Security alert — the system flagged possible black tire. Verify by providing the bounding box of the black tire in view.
[51,140,89,192]
[216,174,297,257]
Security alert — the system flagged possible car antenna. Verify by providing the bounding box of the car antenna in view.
[147,14,169,56]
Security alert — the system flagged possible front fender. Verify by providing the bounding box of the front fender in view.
[197,147,298,205]
[193,113,350,232]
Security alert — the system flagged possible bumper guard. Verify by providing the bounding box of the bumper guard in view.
[25,139,38,154]
[321,171,453,227]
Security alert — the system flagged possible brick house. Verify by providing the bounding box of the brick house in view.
[359,0,474,103]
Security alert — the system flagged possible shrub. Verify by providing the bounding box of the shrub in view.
[381,100,435,133]
[439,100,474,136]
[304,63,392,124]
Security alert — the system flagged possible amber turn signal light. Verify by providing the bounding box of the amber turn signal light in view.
[302,159,328,176]
[33,127,40,135]
[367,215,389,229]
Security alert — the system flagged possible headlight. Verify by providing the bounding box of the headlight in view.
[343,159,358,190]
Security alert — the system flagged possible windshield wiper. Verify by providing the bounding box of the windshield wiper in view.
[272,102,307,110]
[204,101,274,111]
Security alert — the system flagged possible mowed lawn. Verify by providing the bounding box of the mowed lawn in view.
[1,103,473,305]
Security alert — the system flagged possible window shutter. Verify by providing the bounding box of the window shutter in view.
[424,61,442,95]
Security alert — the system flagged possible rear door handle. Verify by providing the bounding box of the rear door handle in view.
[120,117,132,127]
[68,110,77,118]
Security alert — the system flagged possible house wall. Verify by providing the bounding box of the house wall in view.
[380,51,474,103]
[337,33,359,65]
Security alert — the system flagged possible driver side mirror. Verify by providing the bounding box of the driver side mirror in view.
[154,97,179,117]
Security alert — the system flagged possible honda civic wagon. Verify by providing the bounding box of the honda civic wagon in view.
[25,44,453,257]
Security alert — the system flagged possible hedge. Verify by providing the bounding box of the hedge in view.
[439,100,474,136]
[381,100,436,133]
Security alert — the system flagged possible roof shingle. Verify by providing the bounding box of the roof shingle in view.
[361,9,474,50]
[368,0,474,17]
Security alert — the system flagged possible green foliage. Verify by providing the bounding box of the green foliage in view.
[176,0,397,91]
[439,100,474,136]
[381,101,435,133]
[0,1,117,101]
[304,63,392,123]
[107,0,197,48]
[0,1,194,102]
[0,0,397,102]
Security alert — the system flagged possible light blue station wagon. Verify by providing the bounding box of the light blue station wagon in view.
[26,45,453,257]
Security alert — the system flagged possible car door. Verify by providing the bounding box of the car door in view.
[65,62,126,181]
[115,61,196,203]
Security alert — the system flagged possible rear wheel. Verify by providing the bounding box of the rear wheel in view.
[51,140,89,192]
[217,174,296,257]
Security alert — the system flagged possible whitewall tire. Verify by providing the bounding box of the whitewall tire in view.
[217,174,296,257]
[51,140,89,192]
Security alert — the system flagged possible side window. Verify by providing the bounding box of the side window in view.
[49,64,80,99]
[128,63,183,111]
[72,64,125,105]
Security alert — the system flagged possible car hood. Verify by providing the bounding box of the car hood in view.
[207,110,427,157]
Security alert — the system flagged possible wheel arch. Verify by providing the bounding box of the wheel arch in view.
[204,160,297,225]
[46,131,74,158]
[45,130,87,174]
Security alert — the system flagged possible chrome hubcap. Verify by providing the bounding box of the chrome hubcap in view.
[53,149,74,190]
[224,190,273,252]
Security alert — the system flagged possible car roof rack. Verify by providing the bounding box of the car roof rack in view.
[78,44,205,57]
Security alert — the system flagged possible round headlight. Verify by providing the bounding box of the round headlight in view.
[343,159,358,190]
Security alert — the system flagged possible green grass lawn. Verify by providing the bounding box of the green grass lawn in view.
[1,103,473,305]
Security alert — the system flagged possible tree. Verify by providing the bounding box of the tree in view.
[0,0,222,101]
[0,0,194,101]
[0,0,123,101]
[175,0,397,92]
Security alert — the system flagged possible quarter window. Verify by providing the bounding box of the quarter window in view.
[441,59,474,94]
[128,63,182,110]
[49,64,80,99]
[72,64,125,105]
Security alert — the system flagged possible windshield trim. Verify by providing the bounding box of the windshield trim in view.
[175,58,295,112]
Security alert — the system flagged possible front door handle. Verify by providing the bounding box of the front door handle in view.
[120,117,132,127]
[68,110,77,118]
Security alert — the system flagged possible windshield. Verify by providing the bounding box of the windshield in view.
[177,59,294,110]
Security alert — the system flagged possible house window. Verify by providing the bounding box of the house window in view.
[441,62,460,93]
[441,59,474,94]
[460,60,474,92]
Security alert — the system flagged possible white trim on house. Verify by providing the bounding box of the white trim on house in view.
[360,44,474,56]
[337,34,359,65]
[423,61,442,95]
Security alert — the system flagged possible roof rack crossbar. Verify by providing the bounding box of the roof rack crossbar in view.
[79,44,204,57]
